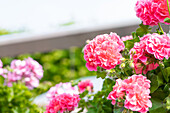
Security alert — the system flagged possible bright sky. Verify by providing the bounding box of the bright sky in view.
[0,0,140,33]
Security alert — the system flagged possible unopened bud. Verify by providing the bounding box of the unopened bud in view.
[159,61,164,68]
[86,40,91,44]
[129,62,134,68]
[106,69,116,73]
[120,57,126,62]
[120,63,125,69]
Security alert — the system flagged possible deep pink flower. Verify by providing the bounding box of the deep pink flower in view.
[45,93,80,113]
[153,0,170,24]
[130,33,170,74]
[78,80,93,93]
[121,35,133,41]
[47,82,79,99]
[135,0,170,26]
[142,33,170,60]
[84,32,124,71]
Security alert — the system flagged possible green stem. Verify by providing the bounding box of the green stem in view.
[158,23,164,33]
[123,68,128,76]
[167,0,170,16]
[159,63,165,79]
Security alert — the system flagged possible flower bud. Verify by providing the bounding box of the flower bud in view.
[159,61,164,68]
[86,40,91,44]
[120,57,126,62]
[129,62,134,68]
[120,63,125,69]
[106,69,116,73]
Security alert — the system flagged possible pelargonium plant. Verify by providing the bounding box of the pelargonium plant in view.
[65,0,169,113]
[45,80,93,113]
[45,0,170,112]
[0,57,44,112]
[0,57,43,89]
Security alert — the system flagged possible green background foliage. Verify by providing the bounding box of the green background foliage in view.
[1,47,95,84]
[0,77,43,113]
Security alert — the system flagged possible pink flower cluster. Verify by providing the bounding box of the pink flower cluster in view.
[4,57,43,89]
[84,32,125,71]
[121,35,133,41]
[45,93,80,113]
[135,0,170,26]
[107,75,152,113]
[130,33,170,74]
[47,82,79,99]
[78,80,93,93]
[0,60,7,78]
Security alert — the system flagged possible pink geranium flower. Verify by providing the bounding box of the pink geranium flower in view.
[124,75,152,113]
[47,82,79,99]
[107,75,152,113]
[84,32,124,71]
[130,33,170,74]
[135,0,170,26]
[45,93,80,113]
[0,60,7,78]
[78,80,93,93]
[4,57,43,89]
[121,35,133,41]
[107,79,127,105]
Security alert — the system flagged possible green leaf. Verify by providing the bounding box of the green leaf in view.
[164,83,170,94]
[150,75,159,93]
[151,88,169,101]
[157,72,164,86]
[166,96,170,110]
[124,40,134,50]
[163,67,170,82]
[149,98,166,113]
[164,17,170,23]
[124,32,140,50]
[96,69,107,79]
[80,90,88,98]
[136,23,151,37]
[150,72,164,93]
[7,88,14,102]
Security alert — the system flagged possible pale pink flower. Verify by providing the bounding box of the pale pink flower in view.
[78,80,93,93]
[47,82,79,99]
[45,93,80,113]
[121,35,133,41]
[0,60,3,68]
[5,57,43,89]
[0,60,7,78]
[135,0,170,26]
[84,32,124,71]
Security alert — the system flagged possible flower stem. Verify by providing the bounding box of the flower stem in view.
[123,68,128,76]
[158,23,164,33]
[167,0,170,16]
[159,63,165,79]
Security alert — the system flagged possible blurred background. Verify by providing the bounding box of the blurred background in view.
[0,0,140,84]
